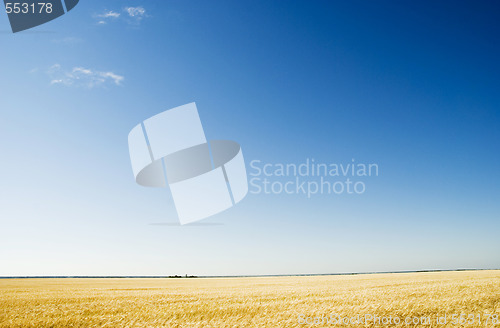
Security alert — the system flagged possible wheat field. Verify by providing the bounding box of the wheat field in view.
[0,270,499,327]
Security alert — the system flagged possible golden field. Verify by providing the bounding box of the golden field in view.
[0,270,499,327]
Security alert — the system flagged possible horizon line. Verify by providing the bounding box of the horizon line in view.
[1,268,498,279]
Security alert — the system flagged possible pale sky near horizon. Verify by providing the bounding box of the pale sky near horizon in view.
[0,0,499,276]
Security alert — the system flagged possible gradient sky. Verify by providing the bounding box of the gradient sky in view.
[0,0,499,276]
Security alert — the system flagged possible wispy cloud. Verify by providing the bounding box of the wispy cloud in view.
[94,10,121,25]
[47,64,124,88]
[100,10,121,18]
[94,6,148,25]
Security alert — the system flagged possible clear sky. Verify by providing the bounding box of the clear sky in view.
[0,0,499,276]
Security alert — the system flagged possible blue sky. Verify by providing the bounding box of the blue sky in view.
[0,0,499,276]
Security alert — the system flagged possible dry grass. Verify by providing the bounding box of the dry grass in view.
[0,270,499,327]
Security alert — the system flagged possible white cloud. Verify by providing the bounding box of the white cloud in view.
[47,64,124,88]
[73,67,93,75]
[94,6,148,26]
[98,10,120,18]
[99,72,125,85]
[94,10,121,25]
[125,6,146,18]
